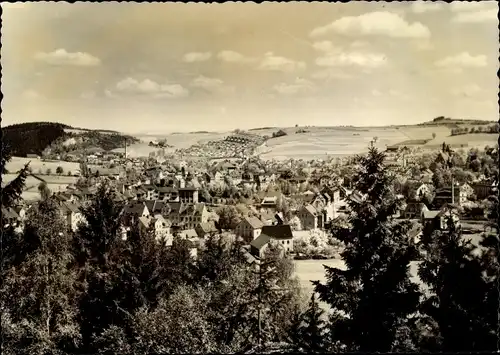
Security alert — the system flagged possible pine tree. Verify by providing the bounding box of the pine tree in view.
[1,141,30,209]
[417,215,497,352]
[1,199,80,354]
[72,183,126,352]
[313,146,421,352]
[296,293,326,353]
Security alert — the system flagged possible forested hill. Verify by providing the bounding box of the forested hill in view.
[2,122,139,157]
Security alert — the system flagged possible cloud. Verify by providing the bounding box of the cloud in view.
[411,1,444,13]
[315,51,387,68]
[217,50,256,64]
[452,8,497,23]
[451,84,484,97]
[110,77,189,99]
[80,91,96,99]
[435,52,488,69]
[312,41,337,52]
[182,52,212,63]
[310,11,431,38]
[258,52,306,72]
[371,89,382,97]
[273,77,316,95]
[190,75,235,94]
[34,48,101,66]
[450,2,493,12]
[22,89,42,99]
[311,69,353,80]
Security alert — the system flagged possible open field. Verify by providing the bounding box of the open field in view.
[3,173,80,202]
[294,259,426,312]
[259,126,451,161]
[6,157,83,175]
[124,132,229,157]
[424,133,497,149]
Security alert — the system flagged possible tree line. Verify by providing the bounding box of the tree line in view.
[1,141,498,354]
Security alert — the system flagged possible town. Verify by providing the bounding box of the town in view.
[4,132,497,264]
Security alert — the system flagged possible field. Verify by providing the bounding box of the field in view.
[6,157,82,175]
[294,259,426,312]
[3,173,80,202]
[124,132,229,158]
[259,125,451,161]
[424,133,497,149]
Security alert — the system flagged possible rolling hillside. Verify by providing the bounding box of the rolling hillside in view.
[2,122,140,157]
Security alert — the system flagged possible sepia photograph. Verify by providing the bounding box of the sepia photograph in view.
[1,1,498,353]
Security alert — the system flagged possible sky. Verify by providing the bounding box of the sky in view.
[1,1,498,133]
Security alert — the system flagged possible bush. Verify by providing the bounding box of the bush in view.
[272,130,287,138]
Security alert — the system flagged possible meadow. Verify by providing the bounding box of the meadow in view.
[5,157,84,175]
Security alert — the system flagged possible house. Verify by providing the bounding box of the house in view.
[235,216,264,242]
[261,196,278,209]
[167,202,209,230]
[249,224,294,257]
[459,183,474,199]
[414,183,431,200]
[195,221,218,239]
[178,187,199,204]
[404,202,428,219]
[433,185,465,207]
[123,202,150,226]
[138,215,172,244]
[421,206,460,232]
[60,202,85,232]
[321,186,340,204]
[297,204,321,230]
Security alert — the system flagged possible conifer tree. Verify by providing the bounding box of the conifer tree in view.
[72,183,126,352]
[313,146,421,352]
[417,215,497,352]
[296,293,326,353]
[1,199,80,354]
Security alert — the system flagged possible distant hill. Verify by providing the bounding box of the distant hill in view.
[418,116,496,127]
[2,122,140,157]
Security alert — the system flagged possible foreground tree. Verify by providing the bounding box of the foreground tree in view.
[417,215,497,352]
[1,199,80,354]
[313,147,421,352]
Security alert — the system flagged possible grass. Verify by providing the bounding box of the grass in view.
[6,157,82,175]
[424,133,497,149]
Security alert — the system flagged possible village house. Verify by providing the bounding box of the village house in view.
[123,202,150,226]
[235,216,265,242]
[260,196,278,210]
[472,181,495,200]
[166,202,209,230]
[195,221,218,239]
[297,204,322,230]
[249,224,294,258]
[433,185,465,208]
[421,206,461,232]
[60,201,85,232]
[138,215,172,244]
[403,202,429,219]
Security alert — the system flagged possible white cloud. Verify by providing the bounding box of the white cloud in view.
[435,52,488,69]
[80,91,96,99]
[310,11,431,38]
[371,89,382,97]
[350,40,369,48]
[311,69,353,80]
[22,89,42,99]
[217,50,256,64]
[34,48,101,66]
[452,8,497,23]
[411,1,444,13]
[190,75,235,94]
[111,77,189,98]
[273,77,316,95]
[316,51,387,68]
[451,84,484,97]
[182,52,212,63]
[312,41,338,52]
[450,2,494,12]
[258,52,306,72]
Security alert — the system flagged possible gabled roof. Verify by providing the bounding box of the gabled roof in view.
[60,202,81,214]
[261,225,293,240]
[124,202,148,216]
[302,204,318,216]
[243,216,264,229]
[422,210,440,220]
[250,233,272,251]
[197,221,217,234]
